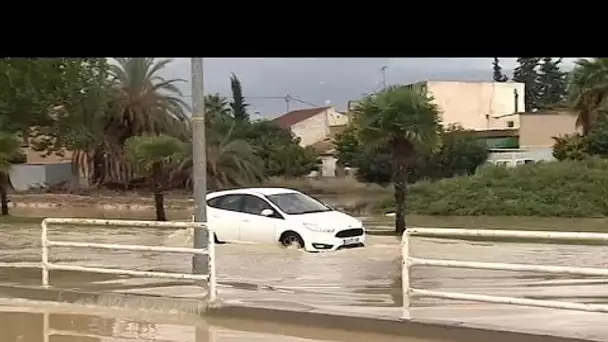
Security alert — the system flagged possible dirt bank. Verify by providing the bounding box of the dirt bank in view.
[6,193,379,216]
[8,193,193,211]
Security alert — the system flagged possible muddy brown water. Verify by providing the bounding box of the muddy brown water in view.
[3,207,608,340]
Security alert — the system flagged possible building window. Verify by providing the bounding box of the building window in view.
[507,120,514,128]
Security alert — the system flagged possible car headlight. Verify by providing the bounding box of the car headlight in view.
[303,223,335,233]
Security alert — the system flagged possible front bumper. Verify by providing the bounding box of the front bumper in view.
[303,230,366,252]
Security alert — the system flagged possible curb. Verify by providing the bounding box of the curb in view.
[0,284,207,314]
[208,304,597,342]
[0,284,597,342]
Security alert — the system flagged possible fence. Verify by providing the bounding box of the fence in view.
[40,218,216,302]
[402,227,608,319]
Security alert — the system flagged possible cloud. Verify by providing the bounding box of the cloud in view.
[159,58,581,118]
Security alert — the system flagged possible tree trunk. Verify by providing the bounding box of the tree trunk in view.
[152,162,167,221]
[154,192,167,221]
[0,185,8,216]
[392,139,411,235]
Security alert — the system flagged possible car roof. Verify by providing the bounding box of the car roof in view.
[206,187,300,199]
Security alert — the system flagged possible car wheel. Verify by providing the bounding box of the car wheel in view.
[279,231,305,249]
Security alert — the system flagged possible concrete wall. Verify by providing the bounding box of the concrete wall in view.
[326,108,348,126]
[291,112,330,147]
[320,155,337,177]
[487,147,555,167]
[9,162,78,191]
[426,81,525,131]
[519,112,578,148]
[291,108,349,147]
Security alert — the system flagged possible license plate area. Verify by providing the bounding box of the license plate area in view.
[343,237,360,245]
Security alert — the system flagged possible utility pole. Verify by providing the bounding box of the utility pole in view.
[190,58,209,275]
[284,93,291,112]
[381,66,388,89]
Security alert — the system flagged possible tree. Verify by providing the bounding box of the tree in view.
[492,58,509,82]
[125,134,185,221]
[353,86,441,234]
[552,134,588,161]
[584,117,608,156]
[431,124,489,177]
[0,132,19,215]
[568,58,608,135]
[176,123,265,191]
[512,58,541,111]
[230,73,249,122]
[537,57,568,108]
[0,58,78,140]
[241,120,320,177]
[335,123,488,186]
[31,58,114,185]
[38,58,191,186]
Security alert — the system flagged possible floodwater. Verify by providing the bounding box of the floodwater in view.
[2,208,608,340]
[0,298,425,342]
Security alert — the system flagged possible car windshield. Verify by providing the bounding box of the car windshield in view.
[266,192,332,215]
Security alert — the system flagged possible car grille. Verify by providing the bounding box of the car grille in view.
[335,228,364,238]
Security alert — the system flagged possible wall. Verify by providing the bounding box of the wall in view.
[326,108,349,127]
[487,147,555,167]
[9,162,78,191]
[320,156,337,177]
[291,111,330,147]
[519,112,578,148]
[426,81,525,131]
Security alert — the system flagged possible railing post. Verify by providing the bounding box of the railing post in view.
[41,219,49,288]
[207,225,217,303]
[401,229,411,319]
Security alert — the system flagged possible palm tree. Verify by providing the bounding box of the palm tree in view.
[176,123,264,191]
[353,86,441,234]
[108,58,190,139]
[0,132,20,215]
[125,134,185,221]
[71,58,191,186]
[568,58,608,135]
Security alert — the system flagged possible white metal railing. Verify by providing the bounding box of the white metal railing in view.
[40,218,216,302]
[402,227,608,319]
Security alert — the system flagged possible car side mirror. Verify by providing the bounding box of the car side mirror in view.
[261,209,274,217]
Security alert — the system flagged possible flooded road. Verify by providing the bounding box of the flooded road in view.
[1,217,608,340]
[0,298,430,342]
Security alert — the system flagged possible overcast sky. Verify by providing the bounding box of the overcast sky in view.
[161,58,580,119]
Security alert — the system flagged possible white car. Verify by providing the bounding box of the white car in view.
[205,187,365,252]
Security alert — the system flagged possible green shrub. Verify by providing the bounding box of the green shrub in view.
[376,158,608,217]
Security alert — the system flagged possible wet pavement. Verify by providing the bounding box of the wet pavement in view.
[1,221,608,340]
[0,298,427,342]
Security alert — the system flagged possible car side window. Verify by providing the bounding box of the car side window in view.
[241,195,282,218]
[207,195,243,212]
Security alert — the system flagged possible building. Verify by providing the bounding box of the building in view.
[483,109,579,166]
[274,107,349,147]
[9,139,80,192]
[273,107,349,177]
[408,81,526,131]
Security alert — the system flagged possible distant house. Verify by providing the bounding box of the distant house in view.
[274,107,349,177]
[406,80,526,131]
[274,107,349,147]
[481,109,579,166]
[9,137,80,192]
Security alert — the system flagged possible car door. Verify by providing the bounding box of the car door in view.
[238,194,283,244]
[206,194,245,242]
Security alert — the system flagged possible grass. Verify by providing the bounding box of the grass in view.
[365,215,608,245]
[378,158,608,218]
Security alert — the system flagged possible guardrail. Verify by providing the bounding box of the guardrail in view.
[41,218,216,302]
[402,227,608,318]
